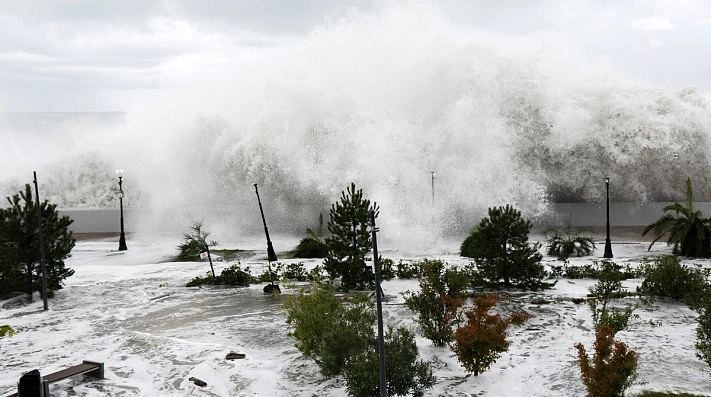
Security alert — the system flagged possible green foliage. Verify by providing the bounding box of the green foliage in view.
[695,290,711,371]
[378,258,395,280]
[0,184,76,296]
[0,325,14,339]
[560,261,636,280]
[186,264,254,287]
[283,283,436,396]
[463,205,546,289]
[276,262,308,282]
[343,327,436,397]
[588,267,640,335]
[176,221,218,261]
[637,256,707,307]
[545,220,596,260]
[292,214,329,258]
[642,177,711,257]
[396,260,422,279]
[403,259,468,346]
[451,293,529,376]
[575,325,638,397]
[324,183,379,290]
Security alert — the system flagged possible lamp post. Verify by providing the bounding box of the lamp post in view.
[430,171,435,205]
[603,176,613,258]
[117,170,128,251]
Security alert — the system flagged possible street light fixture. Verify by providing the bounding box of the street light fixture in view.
[604,177,613,258]
[117,169,128,251]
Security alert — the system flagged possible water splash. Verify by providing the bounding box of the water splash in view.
[2,3,711,245]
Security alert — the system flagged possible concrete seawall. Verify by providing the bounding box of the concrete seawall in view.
[58,202,711,234]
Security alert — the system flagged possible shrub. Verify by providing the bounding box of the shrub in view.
[545,220,596,260]
[396,260,421,279]
[379,258,395,280]
[563,261,635,280]
[695,289,711,371]
[186,264,254,287]
[343,326,436,397]
[292,215,328,258]
[575,325,638,397]
[451,293,529,376]
[283,283,436,396]
[588,267,640,335]
[176,221,218,261]
[462,205,546,290]
[0,184,76,296]
[0,325,14,351]
[638,256,707,307]
[276,262,308,282]
[404,259,468,346]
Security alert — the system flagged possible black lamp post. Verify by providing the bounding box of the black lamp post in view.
[117,170,128,251]
[603,176,613,258]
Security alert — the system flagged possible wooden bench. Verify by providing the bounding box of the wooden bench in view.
[6,360,104,397]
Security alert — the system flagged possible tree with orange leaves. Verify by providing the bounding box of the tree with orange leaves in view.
[451,293,529,376]
[575,325,638,397]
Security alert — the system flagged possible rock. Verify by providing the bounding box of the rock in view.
[226,352,246,360]
[189,377,207,387]
[263,284,281,294]
[571,298,587,304]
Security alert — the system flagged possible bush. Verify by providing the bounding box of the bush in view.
[462,205,546,289]
[176,221,218,261]
[404,259,468,346]
[451,293,529,376]
[0,185,76,296]
[638,256,707,307]
[545,221,596,260]
[588,268,640,335]
[276,262,308,282]
[695,290,711,372]
[379,258,395,280]
[283,283,436,396]
[575,325,638,397]
[396,260,421,279]
[186,264,254,287]
[343,327,436,397]
[563,261,635,280]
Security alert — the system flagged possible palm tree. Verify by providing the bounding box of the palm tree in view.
[642,178,711,257]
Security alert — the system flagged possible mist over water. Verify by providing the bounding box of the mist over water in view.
[3,3,711,245]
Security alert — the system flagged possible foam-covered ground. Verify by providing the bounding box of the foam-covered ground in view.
[1,238,710,396]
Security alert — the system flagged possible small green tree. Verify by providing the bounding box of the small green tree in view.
[451,293,529,376]
[642,177,711,257]
[695,292,711,371]
[0,185,75,296]
[575,325,638,397]
[462,205,545,289]
[324,183,379,290]
[404,259,468,346]
[638,256,707,307]
[176,221,217,261]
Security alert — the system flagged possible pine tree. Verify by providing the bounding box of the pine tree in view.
[0,185,76,296]
[463,205,545,289]
[324,183,379,290]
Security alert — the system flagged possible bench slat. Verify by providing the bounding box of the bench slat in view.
[43,363,99,383]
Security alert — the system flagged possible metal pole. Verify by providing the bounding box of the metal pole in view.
[430,171,435,205]
[205,244,216,279]
[253,184,278,290]
[118,173,127,251]
[371,210,387,397]
[33,172,49,311]
[604,177,613,258]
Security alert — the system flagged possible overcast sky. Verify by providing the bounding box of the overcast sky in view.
[1,0,709,112]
